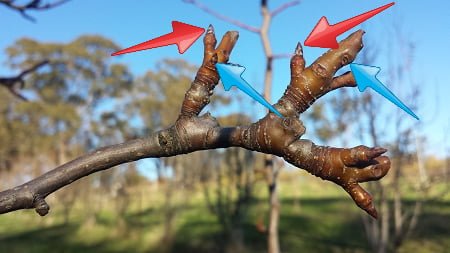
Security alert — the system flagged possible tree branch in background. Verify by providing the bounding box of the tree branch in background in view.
[0,0,69,22]
[184,3,300,252]
[0,60,49,100]
[270,0,300,17]
[183,3,299,251]
[0,28,390,220]
[182,0,260,33]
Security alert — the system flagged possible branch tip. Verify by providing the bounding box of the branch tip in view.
[367,206,378,219]
[207,24,214,34]
[370,147,388,158]
[295,42,303,55]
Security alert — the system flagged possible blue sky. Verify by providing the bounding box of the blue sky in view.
[1,0,449,161]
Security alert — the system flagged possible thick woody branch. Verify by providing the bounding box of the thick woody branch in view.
[0,112,388,218]
[179,26,239,118]
[0,60,49,100]
[0,30,390,219]
[283,140,390,218]
[275,30,364,117]
[0,116,238,215]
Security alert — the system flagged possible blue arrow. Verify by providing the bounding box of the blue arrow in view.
[216,63,284,118]
[350,63,419,120]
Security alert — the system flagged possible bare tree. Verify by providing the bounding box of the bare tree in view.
[1,0,69,99]
[0,29,390,250]
[344,23,448,253]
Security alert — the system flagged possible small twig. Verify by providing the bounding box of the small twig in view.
[0,0,70,22]
[6,87,28,101]
[330,71,357,90]
[182,0,260,33]
[0,60,49,100]
[17,60,49,79]
[272,53,293,59]
[270,0,300,17]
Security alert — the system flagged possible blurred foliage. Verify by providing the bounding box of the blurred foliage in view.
[0,173,448,253]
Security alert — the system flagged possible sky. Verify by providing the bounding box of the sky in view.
[1,0,449,166]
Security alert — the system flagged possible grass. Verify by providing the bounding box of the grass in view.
[0,173,448,253]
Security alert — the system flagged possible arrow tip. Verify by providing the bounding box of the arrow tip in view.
[304,16,339,49]
[216,63,246,91]
[172,21,205,54]
[111,47,134,56]
[350,63,420,121]
[350,63,381,92]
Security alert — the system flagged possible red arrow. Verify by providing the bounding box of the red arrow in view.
[304,2,395,49]
[111,21,205,56]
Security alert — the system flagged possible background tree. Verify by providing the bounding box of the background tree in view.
[0,35,133,224]
[0,26,391,232]
[1,1,448,253]
[309,22,448,253]
[0,0,69,98]
[182,1,300,252]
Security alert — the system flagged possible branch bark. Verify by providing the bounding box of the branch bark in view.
[0,28,390,220]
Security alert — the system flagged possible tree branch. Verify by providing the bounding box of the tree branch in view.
[0,28,391,219]
[330,71,356,90]
[0,60,49,100]
[272,53,292,59]
[180,25,239,117]
[275,30,364,116]
[0,0,70,22]
[183,0,293,62]
[182,0,260,33]
[270,0,300,17]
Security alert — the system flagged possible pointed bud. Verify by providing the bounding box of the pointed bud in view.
[295,42,303,56]
[207,24,214,34]
[366,205,378,219]
[367,147,388,160]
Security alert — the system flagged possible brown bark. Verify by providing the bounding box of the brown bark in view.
[0,28,390,220]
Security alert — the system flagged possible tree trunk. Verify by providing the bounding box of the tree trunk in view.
[262,49,280,253]
[267,162,280,253]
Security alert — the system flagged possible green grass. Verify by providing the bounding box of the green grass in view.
[0,174,449,253]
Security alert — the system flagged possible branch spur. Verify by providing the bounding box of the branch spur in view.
[0,27,390,219]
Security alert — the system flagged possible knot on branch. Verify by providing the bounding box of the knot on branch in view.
[159,113,220,154]
[34,198,49,216]
[242,114,305,155]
